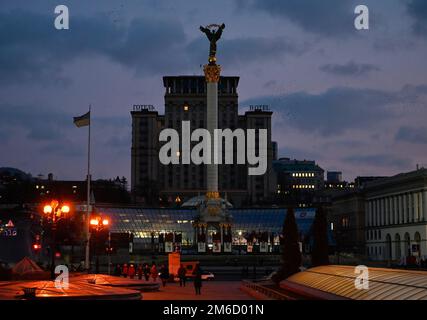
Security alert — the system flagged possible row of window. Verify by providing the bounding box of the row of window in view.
[367,229,382,240]
[367,192,426,227]
[292,185,316,189]
[292,172,315,178]
[368,246,382,256]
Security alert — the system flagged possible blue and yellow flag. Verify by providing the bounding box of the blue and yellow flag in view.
[73,111,90,127]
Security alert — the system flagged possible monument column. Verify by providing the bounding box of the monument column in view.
[204,63,221,197]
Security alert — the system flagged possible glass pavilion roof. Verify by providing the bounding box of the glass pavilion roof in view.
[98,206,319,243]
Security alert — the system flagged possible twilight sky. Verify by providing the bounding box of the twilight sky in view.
[0,0,427,182]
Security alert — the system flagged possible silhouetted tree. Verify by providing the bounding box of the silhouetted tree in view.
[273,207,301,284]
[311,206,330,267]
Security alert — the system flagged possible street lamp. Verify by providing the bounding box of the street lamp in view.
[89,214,110,274]
[42,200,72,280]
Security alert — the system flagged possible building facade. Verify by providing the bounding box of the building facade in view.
[131,75,275,207]
[273,158,324,206]
[330,190,366,254]
[364,169,427,261]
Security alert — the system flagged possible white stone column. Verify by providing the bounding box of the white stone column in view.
[403,194,408,224]
[416,192,421,222]
[204,64,221,195]
[365,202,369,228]
[206,81,218,193]
[385,197,389,225]
[393,196,399,224]
[396,195,400,224]
[375,200,379,226]
[380,198,385,226]
[422,190,427,222]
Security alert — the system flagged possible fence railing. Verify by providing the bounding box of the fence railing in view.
[241,280,295,300]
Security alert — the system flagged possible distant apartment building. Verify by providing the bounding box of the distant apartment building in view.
[131,75,275,207]
[273,157,324,206]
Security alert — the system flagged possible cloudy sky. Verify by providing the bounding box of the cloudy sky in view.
[0,0,426,182]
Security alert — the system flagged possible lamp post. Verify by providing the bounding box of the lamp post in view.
[43,200,71,280]
[89,215,110,274]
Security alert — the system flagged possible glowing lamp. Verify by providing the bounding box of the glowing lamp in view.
[43,205,53,214]
[61,205,70,213]
[102,219,109,226]
[90,218,99,226]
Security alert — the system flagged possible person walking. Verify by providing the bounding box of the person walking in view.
[137,264,143,280]
[159,264,169,287]
[122,263,128,278]
[150,263,158,282]
[128,264,136,279]
[114,264,121,277]
[143,263,150,281]
[194,265,202,295]
[178,264,187,287]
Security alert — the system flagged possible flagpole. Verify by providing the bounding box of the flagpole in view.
[85,105,91,272]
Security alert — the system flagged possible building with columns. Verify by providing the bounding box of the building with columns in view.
[364,169,427,261]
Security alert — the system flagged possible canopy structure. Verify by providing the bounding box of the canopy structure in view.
[181,195,233,208]
[12,257,43,275]
[281,265,427,300]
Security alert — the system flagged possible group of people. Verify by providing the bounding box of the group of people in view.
[114,262,169,285]
[113,262,203,295]
[398,255,427,268]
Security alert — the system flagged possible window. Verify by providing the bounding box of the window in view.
[341,217,350,228]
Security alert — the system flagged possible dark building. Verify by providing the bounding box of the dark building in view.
[273,158,325,206]
[327,171,342,184]
[329,189,366,254]
[131,75,275,207]
[0,168,130,205]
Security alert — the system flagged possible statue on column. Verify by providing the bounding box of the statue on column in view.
[200,23,225,64]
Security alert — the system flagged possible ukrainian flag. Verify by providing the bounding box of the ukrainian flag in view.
[73,111,90,127]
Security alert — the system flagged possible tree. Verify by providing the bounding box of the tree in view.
[273,207,301,283]
[311,206,330,267]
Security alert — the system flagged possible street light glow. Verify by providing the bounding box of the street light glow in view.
[102,219,109,226]
[90,218,99,226]
[50,200,59,209]
[43,205,52,214]
[61,205,70,213]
